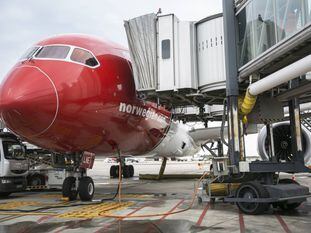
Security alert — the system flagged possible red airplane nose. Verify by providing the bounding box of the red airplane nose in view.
[0,65,58,137]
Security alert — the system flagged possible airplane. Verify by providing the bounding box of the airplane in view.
[1,34,310,201]
[0,34,203,201]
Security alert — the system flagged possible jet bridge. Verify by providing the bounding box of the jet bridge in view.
[124,13,227,120]
[125,0,311,215]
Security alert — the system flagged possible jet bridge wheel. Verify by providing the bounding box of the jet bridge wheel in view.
[277,179,302,211]
[236,182,270,215]
[78,176,95,201]
[62,176,78,201]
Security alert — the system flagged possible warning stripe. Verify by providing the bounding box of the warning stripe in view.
[196,203,209,226]
[27,185,47,190]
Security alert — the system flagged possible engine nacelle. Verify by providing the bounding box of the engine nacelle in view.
[147,121,199,158]
[257,122,311,166]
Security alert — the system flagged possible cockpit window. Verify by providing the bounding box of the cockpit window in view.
[70,48,99,67]
[35,45,70,59]
[20,46,41,60]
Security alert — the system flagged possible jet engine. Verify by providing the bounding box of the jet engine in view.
[257,122,311,166]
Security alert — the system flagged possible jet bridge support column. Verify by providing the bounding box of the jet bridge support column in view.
[223,0,241,172]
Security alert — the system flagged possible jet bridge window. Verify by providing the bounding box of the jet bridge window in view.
[161,39,170,59]
[35,45,70,59]
[70,48,99,67]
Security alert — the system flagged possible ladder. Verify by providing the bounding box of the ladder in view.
[24,153,53,167]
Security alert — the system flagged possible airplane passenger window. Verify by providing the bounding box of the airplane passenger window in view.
[35,45,70,59]
[70,48,99,67]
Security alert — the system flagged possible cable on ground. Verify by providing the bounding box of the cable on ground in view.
[0,158,208,220]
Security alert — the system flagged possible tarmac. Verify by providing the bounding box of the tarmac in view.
[0,161,310,233]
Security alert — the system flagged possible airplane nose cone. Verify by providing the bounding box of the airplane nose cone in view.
[0,65,58,137]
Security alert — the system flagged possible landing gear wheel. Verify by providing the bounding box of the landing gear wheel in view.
[62,176,78,201]
[277,179,302,211]
[129,165,134,177]
[78,176,95,201]
[122,165,131,178]
[236,182,270,215]
[110,165,118,178]
[110,165,120,178]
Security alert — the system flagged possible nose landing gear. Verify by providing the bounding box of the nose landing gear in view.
[62,175,95,201]
[60,152,96,201]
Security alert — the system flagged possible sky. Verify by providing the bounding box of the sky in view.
[0,0,222,81]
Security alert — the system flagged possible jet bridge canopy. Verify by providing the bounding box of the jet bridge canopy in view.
[124,13,157,91]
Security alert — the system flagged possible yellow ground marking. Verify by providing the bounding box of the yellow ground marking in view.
[38,194,63,199]
[57,202,134,219]
[96,194,154,199]
[39,193,153,200]
[0,212,57,216]
[0,201,42,210]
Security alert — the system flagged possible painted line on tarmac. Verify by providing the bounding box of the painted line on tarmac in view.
[19,200,72,231]
[238,211,245,233]
[144,199,185,233]
[0,215,23,223]
[16,214,57,233]
[159,199,185,221]
[95,203,149,233]
[53,219,90,233]
[37,215,55,224]
[275,214,292,233]
[196,203,209,226]
[56,202,145,233]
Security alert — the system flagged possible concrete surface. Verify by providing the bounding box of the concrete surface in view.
[0,161,310,233]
